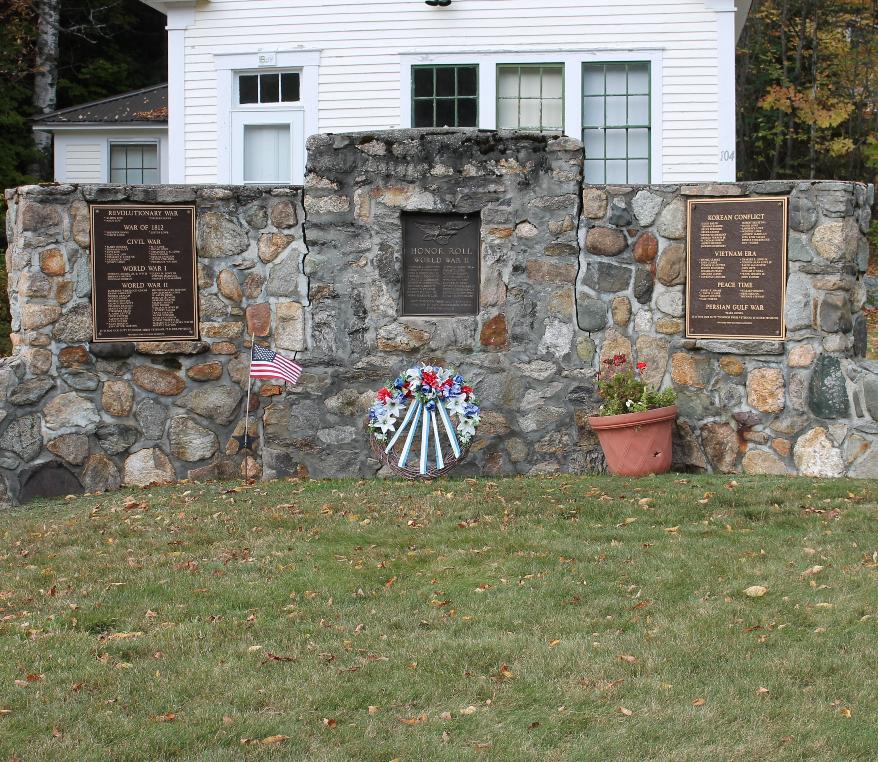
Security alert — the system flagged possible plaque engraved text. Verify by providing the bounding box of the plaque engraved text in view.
[90,205,198,342]
[686,197,788,340]
[401,212,480,316]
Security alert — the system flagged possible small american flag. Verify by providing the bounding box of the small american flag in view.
[250,344,302,386]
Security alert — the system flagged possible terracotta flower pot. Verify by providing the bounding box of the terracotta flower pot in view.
[588,405,677,477]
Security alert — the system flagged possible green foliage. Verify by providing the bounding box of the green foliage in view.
[596,355,676,416]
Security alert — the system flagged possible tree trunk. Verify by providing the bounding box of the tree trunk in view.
[31,0,60,180]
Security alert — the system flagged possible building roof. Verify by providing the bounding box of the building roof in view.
[33,84,168,128]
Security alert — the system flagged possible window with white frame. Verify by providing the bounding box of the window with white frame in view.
[109,143,159,184]
[582,62,651,184]
[238,71,301,105]
[234,69,302,184]
[497,65,563,132]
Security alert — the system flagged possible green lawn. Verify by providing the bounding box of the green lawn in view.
[1,474,877,761]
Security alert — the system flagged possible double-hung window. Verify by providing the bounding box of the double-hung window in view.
[496,65,563,132]
[109,143,159,184]
[412,65,478,127]
[582,62,651,184]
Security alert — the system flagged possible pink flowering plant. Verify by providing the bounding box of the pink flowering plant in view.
[596,354,676,416]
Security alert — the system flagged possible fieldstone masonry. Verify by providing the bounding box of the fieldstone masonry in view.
[2,129,877,505]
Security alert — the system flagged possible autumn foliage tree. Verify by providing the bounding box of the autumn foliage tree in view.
[737,0,878,183]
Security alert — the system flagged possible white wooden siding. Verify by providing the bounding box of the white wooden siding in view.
[61,142,104,184]
[180,0,727,183]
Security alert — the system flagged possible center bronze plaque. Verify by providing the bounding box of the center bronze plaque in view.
[401,212,480,317]
[686,197,788,340]
[90,204,198,342]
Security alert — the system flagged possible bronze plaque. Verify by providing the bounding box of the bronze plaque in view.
[90,204,198,342]
[401,212,480,316]
[686,197,788,340]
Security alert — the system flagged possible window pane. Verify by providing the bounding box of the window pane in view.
[519,99,541,129]
[457,66,477,96]
[126,169,144,185]
[628,63,650,94]
[520,68,541,97]
[605,129,627,159]
[413,68,434,97]
[628,95,649,125]
[606,159,627,183]
[605,64,627,94]
[582,97,604,127]
[243,124,290,182]
[543,99,563,130]
[628,128,649,157]
[413,99,434,127]
[260,73,279,103]
[143,168,160,184]
[110,145,126,169]
[281,73,300,102]
[542,67,563,98]
[628,159,649,183]
[110,169,126,183]
[142,146,158,170]
[583,129,604,158]
[584,158,605,183]
[583,66,604,96]
[605,95,627,126]
[498,68,518,97]
[435,67,455,97]
[126,145,143,167]
[497,98,518,129]
[435,97,455,126]
[457,97,477,127]
[239,74,259,104]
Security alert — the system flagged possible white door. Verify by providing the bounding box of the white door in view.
[232,109,304,185]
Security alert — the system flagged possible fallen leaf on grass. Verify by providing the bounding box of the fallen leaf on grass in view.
[261,735,289,745]
[473,741,492,750]
[439,711,452,721]
[0,709,12,716]
[461,705,477,715]
[399,714,428,725]
[618,706,633,717]
[757,687,770,697]
[528,721,541,729]
[222,715,234,725]
[368,706,379,715]
[322,718,337,728]
[802,565,825,577]
[744,586,768,598]
[152,712,176,722]
[840,707,852,718]
[102,631,144,642]
[692,698,706,707]
[52,727,62,739]
[618,654,637,664]
[263,652,296,663]
[548,639,561,647]
[497,664,514,680]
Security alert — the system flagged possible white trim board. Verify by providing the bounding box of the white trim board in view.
[399,49,664,183]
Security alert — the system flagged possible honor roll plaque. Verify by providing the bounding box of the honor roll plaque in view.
[401,212,480,317]
[686,197,788,340]
[91,205,198,342]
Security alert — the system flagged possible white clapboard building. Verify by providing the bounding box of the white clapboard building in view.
[39,0,751,186]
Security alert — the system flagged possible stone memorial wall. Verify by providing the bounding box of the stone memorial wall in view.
[1,129,876,505]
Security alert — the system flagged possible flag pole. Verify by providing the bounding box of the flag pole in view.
[243,332,255,449]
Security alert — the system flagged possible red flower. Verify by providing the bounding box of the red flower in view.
[636,361,647,371]
[377,387,392,402]
[461,385,473,395]
[613,354,626,367]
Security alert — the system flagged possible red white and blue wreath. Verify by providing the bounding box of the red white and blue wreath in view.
[367,364,481,476]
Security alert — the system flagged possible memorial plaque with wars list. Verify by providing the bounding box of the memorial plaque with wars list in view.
[686,197,788,340]
[90,205,198,342]
[401,212,480,316]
